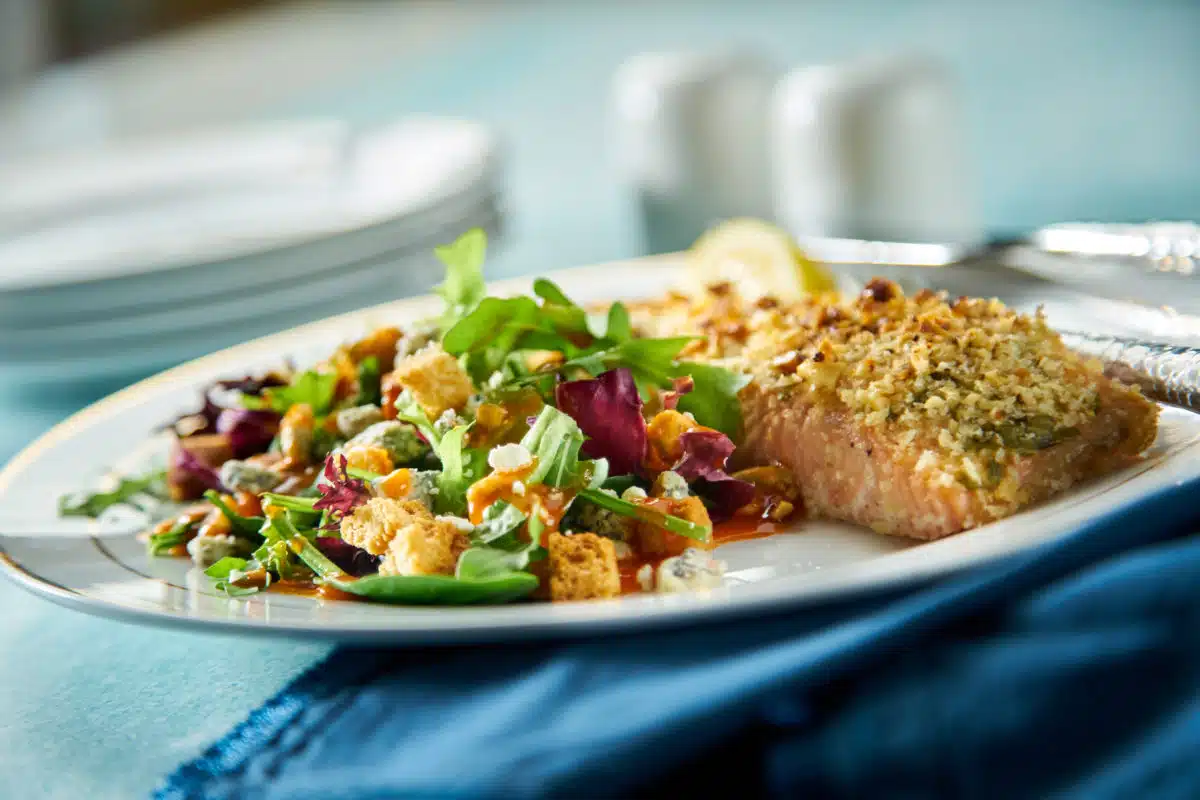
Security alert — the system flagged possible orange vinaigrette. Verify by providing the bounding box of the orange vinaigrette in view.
[465,460,575,533]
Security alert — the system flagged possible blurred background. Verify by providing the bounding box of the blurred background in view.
[1,0,1199,453]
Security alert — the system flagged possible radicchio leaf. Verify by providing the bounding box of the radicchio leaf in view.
[555,368,647,476]
[169,375,285,437]
[672,429,755,520]
[661,376,695,411]
[313,454,370,527]
[216,408,280,458]
[314,537,381,576]
[168,441,226,495]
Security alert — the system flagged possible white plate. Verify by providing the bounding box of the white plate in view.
[0,206,502,354]
[0,179,500,327]
[0,117,496,293]
[1,256,1198,643]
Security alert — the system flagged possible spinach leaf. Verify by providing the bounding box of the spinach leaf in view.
[328,572,538,605]
[520,407,585,488]
[671,362,752,438]
[436,227,489,329]
[577,487,711,542]
[243,370,339,415]
[203,490,266,540]
[59,469,168,518]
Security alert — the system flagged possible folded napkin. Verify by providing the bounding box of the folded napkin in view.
[158,481,1200,800]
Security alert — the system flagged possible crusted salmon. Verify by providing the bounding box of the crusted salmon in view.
[629,279,1158,540]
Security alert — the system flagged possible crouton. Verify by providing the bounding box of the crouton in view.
[547,532,621,602]
[634,496,714,558]
[340,497,433,555]
[391,347,475,419]
[279,403,315,466]
[349,327,402,367]
[378,516,469,577]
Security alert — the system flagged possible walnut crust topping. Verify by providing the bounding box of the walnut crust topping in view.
[628,279,1147,473]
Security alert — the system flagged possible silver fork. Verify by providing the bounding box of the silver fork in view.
[1059,331,1200,412]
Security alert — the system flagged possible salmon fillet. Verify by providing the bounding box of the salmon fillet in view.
[630,278,1159,540]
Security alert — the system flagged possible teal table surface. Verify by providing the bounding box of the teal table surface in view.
[2,2,1198,797]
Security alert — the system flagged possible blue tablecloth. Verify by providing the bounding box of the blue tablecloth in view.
[155,482,1200,799]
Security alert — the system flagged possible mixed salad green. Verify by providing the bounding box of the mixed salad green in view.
[59,229,798,605]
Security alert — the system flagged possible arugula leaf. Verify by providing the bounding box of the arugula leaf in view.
[577,487,711,542]
[605,302,633,343]
[59,469,168,518]
[671,362,752,438]
[203,490,266,539]
[146,519,195,555]
[532,279,590,338]
[436,228,489,328]
[243,370,338,415]
[470,501,527,544]
[351,356,381,407]
[520,407,585,488]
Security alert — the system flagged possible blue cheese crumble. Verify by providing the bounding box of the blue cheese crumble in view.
[187,534,251,568]
[653,548,727,593]
[334,404,385,439]
[218,460,282,494]
[348,421,429,466]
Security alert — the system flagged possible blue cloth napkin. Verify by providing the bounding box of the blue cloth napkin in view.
[158,480,1200,800]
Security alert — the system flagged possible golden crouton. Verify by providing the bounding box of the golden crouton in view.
[392,347,474,419]
[547,532,621,602]
[634,496,714,558]
[279,403,315,466]
[379,516,470,577]
[349,326,402,367]
[340,497,433,556]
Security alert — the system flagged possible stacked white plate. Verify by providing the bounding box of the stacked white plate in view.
[0,117,502,390]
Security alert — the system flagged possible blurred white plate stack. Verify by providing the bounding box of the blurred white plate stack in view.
[0,117,502,390]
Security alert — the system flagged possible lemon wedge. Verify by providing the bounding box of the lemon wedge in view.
[688,218,837,300]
